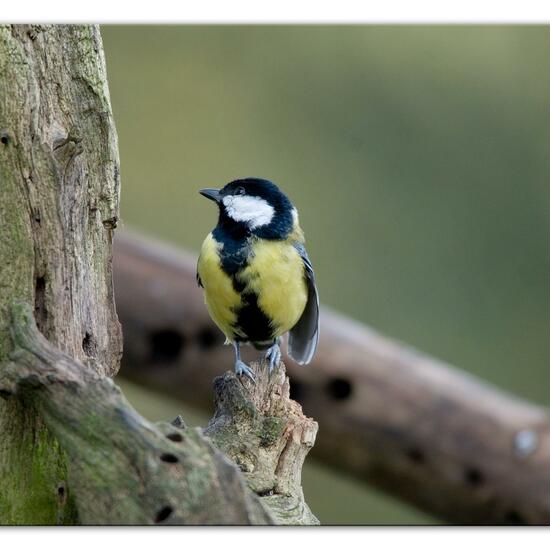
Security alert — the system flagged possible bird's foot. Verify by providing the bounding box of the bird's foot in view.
[264,342,282,374]
[234,360,255,382]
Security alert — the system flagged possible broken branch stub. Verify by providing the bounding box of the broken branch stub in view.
[204,362,319,525]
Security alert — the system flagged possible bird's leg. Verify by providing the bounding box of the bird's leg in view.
[233,341,255,382]
[264,337,282,374]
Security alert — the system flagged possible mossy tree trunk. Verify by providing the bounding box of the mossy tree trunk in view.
[0,24,122,524]
[0,25,317,525]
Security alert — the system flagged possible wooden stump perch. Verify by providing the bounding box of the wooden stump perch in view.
[204,362,319,525]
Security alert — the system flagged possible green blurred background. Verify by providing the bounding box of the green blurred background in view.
[101,26,550,524]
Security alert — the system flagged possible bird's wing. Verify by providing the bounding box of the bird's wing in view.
[196,257,203,288]
[288,242,319,365]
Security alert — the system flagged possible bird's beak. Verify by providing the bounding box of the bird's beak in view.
[199,188,221,203]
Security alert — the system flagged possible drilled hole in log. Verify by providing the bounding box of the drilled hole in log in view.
[289,380,305,402]
[154,506,173,523]
[197,326,219,349]
[326,377,352,400]
[150,329,185,363]
[160,453,179,463]
[405,447,425,464]
[505,510,525,525]
[82,332,97,358]
[166,432,183,442]
[34,276,47,331]
[1,132,9,145]
[102,216,118,230]
[464,467,483,487]
[57,483,67,505]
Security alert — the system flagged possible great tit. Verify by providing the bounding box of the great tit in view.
[197,177,319,381]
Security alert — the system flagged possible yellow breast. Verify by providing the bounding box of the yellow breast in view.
[236,238,308,338]
[197,233,243,340]
[197,232,308,343]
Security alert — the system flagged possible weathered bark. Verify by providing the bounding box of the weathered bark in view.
[0,24,122,524]
[205,363,319,525]
[0,300,318,525]
[0,24,317,526]
[0,300,321,525]
[0,24,122,375]
[0,302,274,525]
[113,230,550,525]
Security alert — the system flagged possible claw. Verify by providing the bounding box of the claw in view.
[264,341,282,375]
[232,342,255,382]
[235,360,255,382]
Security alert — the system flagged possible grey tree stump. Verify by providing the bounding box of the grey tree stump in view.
[0,23,122,524]
[205,362,319,525]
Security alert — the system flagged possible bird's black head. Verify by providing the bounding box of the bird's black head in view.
[200,178,296,240]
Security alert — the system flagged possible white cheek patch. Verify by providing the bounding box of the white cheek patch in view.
[291,207,299,226]
[222,195,275,228]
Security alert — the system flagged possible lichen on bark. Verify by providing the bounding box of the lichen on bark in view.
[0,24,122,524]
[0,302,274,525]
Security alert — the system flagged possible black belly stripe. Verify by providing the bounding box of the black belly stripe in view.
[211,228,275,346]
[233,291,274,347]
[231,276,246,294]
[213,226,249,280]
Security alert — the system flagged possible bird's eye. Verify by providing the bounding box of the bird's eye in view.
[235,187,245,196]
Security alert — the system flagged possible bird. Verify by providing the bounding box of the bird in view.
[196,177,319,381]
